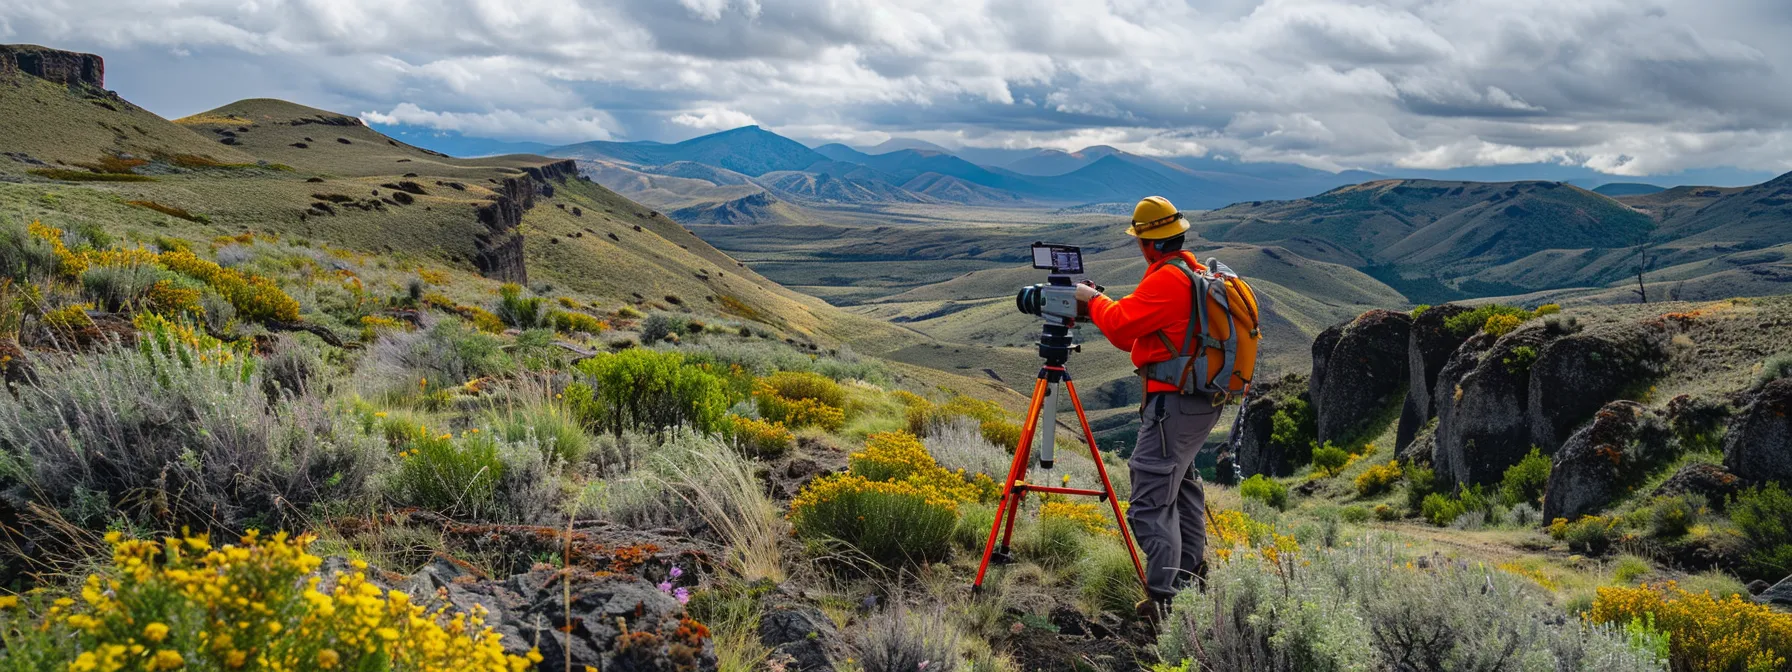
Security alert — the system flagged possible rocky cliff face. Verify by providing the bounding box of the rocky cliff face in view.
[1396,304,1472,453]
[1310,310,1411,447]
[0,45,104,88]
[472,159,579,283]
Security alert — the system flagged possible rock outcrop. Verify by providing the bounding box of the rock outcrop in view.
[1430,332,1495,481]
[473,159,580,283]
[1435,325,1555,488]
[1310,310,1411,446]
[1528,321,1669,451]
[0,45,103,88]
[1542,401,1671,520]
[1722,377,1792,484]
[1396,304,1473,454]
[1758,575,1792,608]
[1233,374,1310,477]
[760,600,848,671]
[1649,462,1742,509]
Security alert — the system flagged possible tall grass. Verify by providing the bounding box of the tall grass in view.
[651,434,786,583]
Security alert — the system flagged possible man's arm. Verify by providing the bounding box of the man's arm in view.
[1084,269,1185,351]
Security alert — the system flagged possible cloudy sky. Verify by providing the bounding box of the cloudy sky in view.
[5,0,1792,176]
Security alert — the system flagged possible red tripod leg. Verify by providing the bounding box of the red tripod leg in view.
[1064,378,1149,591]
[973,376,1049,592]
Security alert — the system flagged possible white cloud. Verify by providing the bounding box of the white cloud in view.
[669,106,760,130]
[361,103,616,143]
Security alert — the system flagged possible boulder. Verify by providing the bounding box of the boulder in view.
[1232,374,1308,477]
[1722,378,1792,484]
[1311,310,1412,446]
[1528,321,1669,451]
[1648,462,1742,510]
[1398,420,1436,465]
[415,566,714,672]
[760,601,848,671]
[1436,326,1556,488]
[1542,401,1670,521]
[1396,304,1474,453]
[1757,575,1792,608]
[1430,333,1495,480]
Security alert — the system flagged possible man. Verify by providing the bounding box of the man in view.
[1075,195,1219,620]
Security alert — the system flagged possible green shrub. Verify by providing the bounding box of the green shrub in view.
[1241,474,1289,510]
[1562,516,1622,555]
[0,218,58,282]
[1373,504,1400,521]
[788,473,957,566]
[1612,554,1651,584]
[1498,447,1551,507]
[1443,303,1530,337]
[640,313,685,343]
[1421,492,1465,526]
[757,370,847,409]
[495,283,553,329]
[0,321,377,531]
[488,399,590,463]
[1311,442,1349,477]
[1354,460,1402,497]
[80,261,176,312]
[1269,397,1316,465]
[1159,536,1662,671]
[360,320,511,398]
[1018,515,1086,569]
[1756,352,1792,388]
[553,310,608,335]
[1403,464,1438,511]
[1340,505,1372,524]
[390,430,505,518]
[1079,541,1146,616]
[1502,345,1539,375]
[571,348,733,438]
[952,503,997,553]
[1730,483,1792,579]
[1645,494,1700,539]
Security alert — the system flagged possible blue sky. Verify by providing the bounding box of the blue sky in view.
[5,0,1792,181]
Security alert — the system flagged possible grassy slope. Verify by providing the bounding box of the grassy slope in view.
[0,74,257,170]
[1,80,1007,398]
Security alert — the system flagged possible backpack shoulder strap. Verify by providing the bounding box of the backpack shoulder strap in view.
[1160,257,1204,358]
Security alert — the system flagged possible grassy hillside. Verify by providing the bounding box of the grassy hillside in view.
[0,72,258,172]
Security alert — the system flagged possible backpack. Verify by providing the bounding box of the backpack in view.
[1141,257,1262,404]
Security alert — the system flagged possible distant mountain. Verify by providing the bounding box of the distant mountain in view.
[551,126,825,176]
[366,124,552,158]
[902,173,1025,205]
[862,138,954,155]
[813,143,874,164]
[757,169,930,204]
[1593,182,1665,197]
[1004,146,1123,176]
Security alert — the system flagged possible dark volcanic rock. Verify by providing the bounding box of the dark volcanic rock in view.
[1649,462,1742,510]
[1758,576,1792,607]
[1436,325,1562,488]
[1311,310,1411,446]
[1528,321,1669,451]
[403,561,713,672]
[0,45,104,88]
[760,601,847,671]
[1722,378,1792,484]
[1542,401,1668,520]
[1397,304,1473,453]
[473,159,578,283]
[1233,374,1309,477]
[1430,333,1495,480]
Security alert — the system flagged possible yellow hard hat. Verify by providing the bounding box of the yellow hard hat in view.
[1126,195,1189,239]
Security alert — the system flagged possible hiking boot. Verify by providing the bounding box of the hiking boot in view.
[1133,596,1172,627]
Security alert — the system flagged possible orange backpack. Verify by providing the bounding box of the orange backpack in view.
[1142,257,1262,404]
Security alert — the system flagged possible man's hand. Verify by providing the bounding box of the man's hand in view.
[1075,282,1104,303]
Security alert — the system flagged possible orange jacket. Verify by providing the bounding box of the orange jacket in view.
[1087,251,1207,394]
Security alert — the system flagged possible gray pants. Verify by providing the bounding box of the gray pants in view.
[1127,393,1220,599]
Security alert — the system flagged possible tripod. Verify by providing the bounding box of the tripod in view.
[972,319,1147,592]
